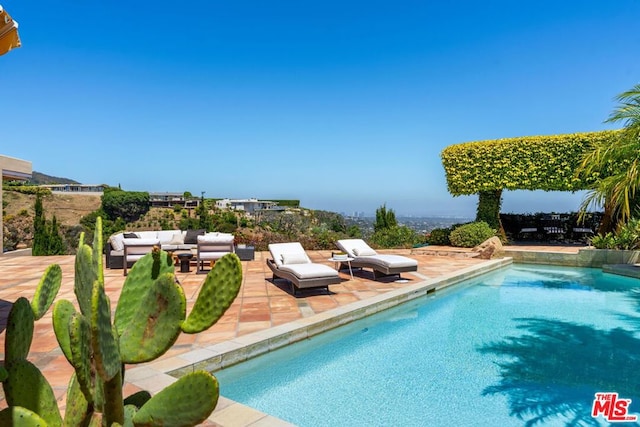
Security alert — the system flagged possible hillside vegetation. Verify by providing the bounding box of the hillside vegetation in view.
[3,189,425,253]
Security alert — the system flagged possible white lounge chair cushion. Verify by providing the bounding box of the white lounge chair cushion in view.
[281,252,310,265]
[360,254,418,269]
[279,263,339,279]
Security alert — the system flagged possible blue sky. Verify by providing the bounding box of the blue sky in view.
[2,1,639,217]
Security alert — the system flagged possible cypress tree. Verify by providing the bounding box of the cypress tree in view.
[32,194,48,256]
[48,215,65,255]
[374,204,397,232]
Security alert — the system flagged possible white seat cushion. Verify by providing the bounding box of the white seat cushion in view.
[279,263,339,279]
[198,251,232,261]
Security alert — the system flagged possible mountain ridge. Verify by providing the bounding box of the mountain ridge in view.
[29,171,80,185]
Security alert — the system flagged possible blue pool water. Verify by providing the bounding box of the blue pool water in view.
[215,265,640,426]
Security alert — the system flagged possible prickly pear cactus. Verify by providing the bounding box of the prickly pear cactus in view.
[2,265,64,426]
[2,216,244,426]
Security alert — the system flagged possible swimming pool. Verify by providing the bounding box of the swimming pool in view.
[215,265,640,426]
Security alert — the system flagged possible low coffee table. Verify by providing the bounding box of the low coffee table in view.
[177,252,194,273]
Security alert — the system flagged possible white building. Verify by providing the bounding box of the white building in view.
[215,198,278,214]
[1,154,32,254]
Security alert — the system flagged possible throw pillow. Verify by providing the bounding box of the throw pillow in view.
[184,229,205,244]
[353,246,377,256]
[123,232,138,238]
[169,233,184,245]
[281,253,309,265]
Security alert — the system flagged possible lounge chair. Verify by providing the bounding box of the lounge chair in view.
[267,242,341,296]
[335,239,418,280]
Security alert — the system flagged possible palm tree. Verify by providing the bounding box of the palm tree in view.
[579,84,640,233]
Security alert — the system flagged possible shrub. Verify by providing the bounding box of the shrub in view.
[590,233,617,249]
[369,225,421,248]
[615,219,640,250]
[449,221,495,248]
[101,190,150,223]
[427,227,451,245]
[589,219,640,249]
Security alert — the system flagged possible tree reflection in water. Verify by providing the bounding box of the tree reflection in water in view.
[479,317,640,426]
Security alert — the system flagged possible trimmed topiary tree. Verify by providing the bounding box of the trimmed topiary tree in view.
[441,130,620,232]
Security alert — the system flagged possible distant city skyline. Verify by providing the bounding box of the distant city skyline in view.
[3,1,637,219]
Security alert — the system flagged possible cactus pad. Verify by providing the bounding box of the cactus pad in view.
[114,250,176,335]
[30,264,62,320]
[52,299,76,362]
[182,253,242,334]
[91,281,121,381]
[4,359,62,426]
[118,273,186,363]
[123,404,137,427]
[92,217,104,284]
[64,373,91,426]
[0,406,48,427]
[75,243,96,317]
[132,371,219,426]
[5,297,35,362]
[69,312,93,402]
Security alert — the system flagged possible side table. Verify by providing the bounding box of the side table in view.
[328,257,354,279]
[177,252,194,273]
[236,246,255,261]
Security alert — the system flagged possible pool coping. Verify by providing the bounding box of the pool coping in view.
[124,257,513,426]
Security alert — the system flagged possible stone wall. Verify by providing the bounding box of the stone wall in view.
[501,248,640,268]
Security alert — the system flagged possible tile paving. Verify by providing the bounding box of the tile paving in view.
[0,244,582,425]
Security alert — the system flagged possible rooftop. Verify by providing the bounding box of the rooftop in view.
[0,245,582,425]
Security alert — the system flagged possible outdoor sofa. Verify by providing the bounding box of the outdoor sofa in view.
[335,239,418,280]
[266,242,341,296]
[106,229,225,269]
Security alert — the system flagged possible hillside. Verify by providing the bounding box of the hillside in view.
[3,191,101,226]
[28,171,81,185]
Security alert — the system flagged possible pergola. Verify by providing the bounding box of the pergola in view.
[0,154,32,254]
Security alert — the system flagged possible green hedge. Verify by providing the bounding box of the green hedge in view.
[2,185,52,196]
[441,130,620,196]
[271,199,300,208]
